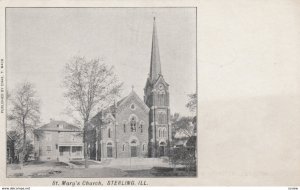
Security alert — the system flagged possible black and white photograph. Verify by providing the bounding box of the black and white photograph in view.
[1,0,300,188]
[5,7,197,178]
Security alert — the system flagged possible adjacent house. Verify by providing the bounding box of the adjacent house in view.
[34,120,83,161]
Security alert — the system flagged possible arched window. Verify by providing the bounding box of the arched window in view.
[158,129,161,137]
[123,123,126,133]
[122,144,125,151]
[142,144,146,152]
[130,117,137,132]
[157,90,165,106]
[108,128,111,138]
[162,129,165,137]
[160,94,164,106]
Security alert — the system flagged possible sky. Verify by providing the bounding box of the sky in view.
[6,8,197,124]
[7,3,300,126]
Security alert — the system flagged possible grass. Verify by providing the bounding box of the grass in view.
[24,160,69,167]
[52,167,127,178]
[69,160,100,166]
[149,167,197,177]
[8,160,196,178]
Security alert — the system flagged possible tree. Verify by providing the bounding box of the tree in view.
[8,82,40,166]
[63,56,122,168]
[186,93,197,113]
[186,93,197,133]
[171,114,193,139]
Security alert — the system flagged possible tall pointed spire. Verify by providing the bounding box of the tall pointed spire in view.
[149,17,162,82]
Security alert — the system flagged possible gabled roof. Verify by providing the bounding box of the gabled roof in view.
[153,74,169,87]
[117,90,150,113]
[35,120,81,132]
[90,90,150,122]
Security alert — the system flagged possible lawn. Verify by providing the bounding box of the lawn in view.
[69,160,101,166]
[25,160,69,167]
[7,161,196,178]
[7,161,70,177]
[52,167,127,178]
[125,167,196,177]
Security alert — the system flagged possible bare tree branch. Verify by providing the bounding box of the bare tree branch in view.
[186,93,197,113]
[7,82,40,165]
[63,56,123,168]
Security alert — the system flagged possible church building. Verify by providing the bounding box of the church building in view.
[87,18,171,160]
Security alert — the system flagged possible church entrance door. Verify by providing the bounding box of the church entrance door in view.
[131,146,137,157]
[159,141,166,157]
[159,146,165,157]
[130,139,138,157]
[107,147,113,158]
[107,142,113,158]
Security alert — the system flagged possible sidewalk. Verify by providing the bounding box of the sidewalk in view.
[103,157,171,170]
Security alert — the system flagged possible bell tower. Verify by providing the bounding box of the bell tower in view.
[144,17,171,157]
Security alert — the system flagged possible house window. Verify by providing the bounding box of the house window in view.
[71,134,77,141]
[122,144,125,151]
[59,132,64,140]
[123,123,126,133]
[46,133,52,141]
[142,144,145,151]
[47,146,51,151]
[130,117,137,132]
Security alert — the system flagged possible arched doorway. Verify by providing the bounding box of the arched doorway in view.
[159,141,166,157]
[107,142,113,158]
[130,140,137,157]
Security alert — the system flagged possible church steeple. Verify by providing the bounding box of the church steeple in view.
[149,17,162,82]
[144,17,171,158]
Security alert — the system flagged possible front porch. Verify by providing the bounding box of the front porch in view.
[58,144,84,161]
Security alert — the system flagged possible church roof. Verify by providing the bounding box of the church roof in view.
[117,90,149,112]
[149,17,162,82]
[91,89,149,122]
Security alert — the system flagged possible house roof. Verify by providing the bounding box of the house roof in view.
[35,120,81,132]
